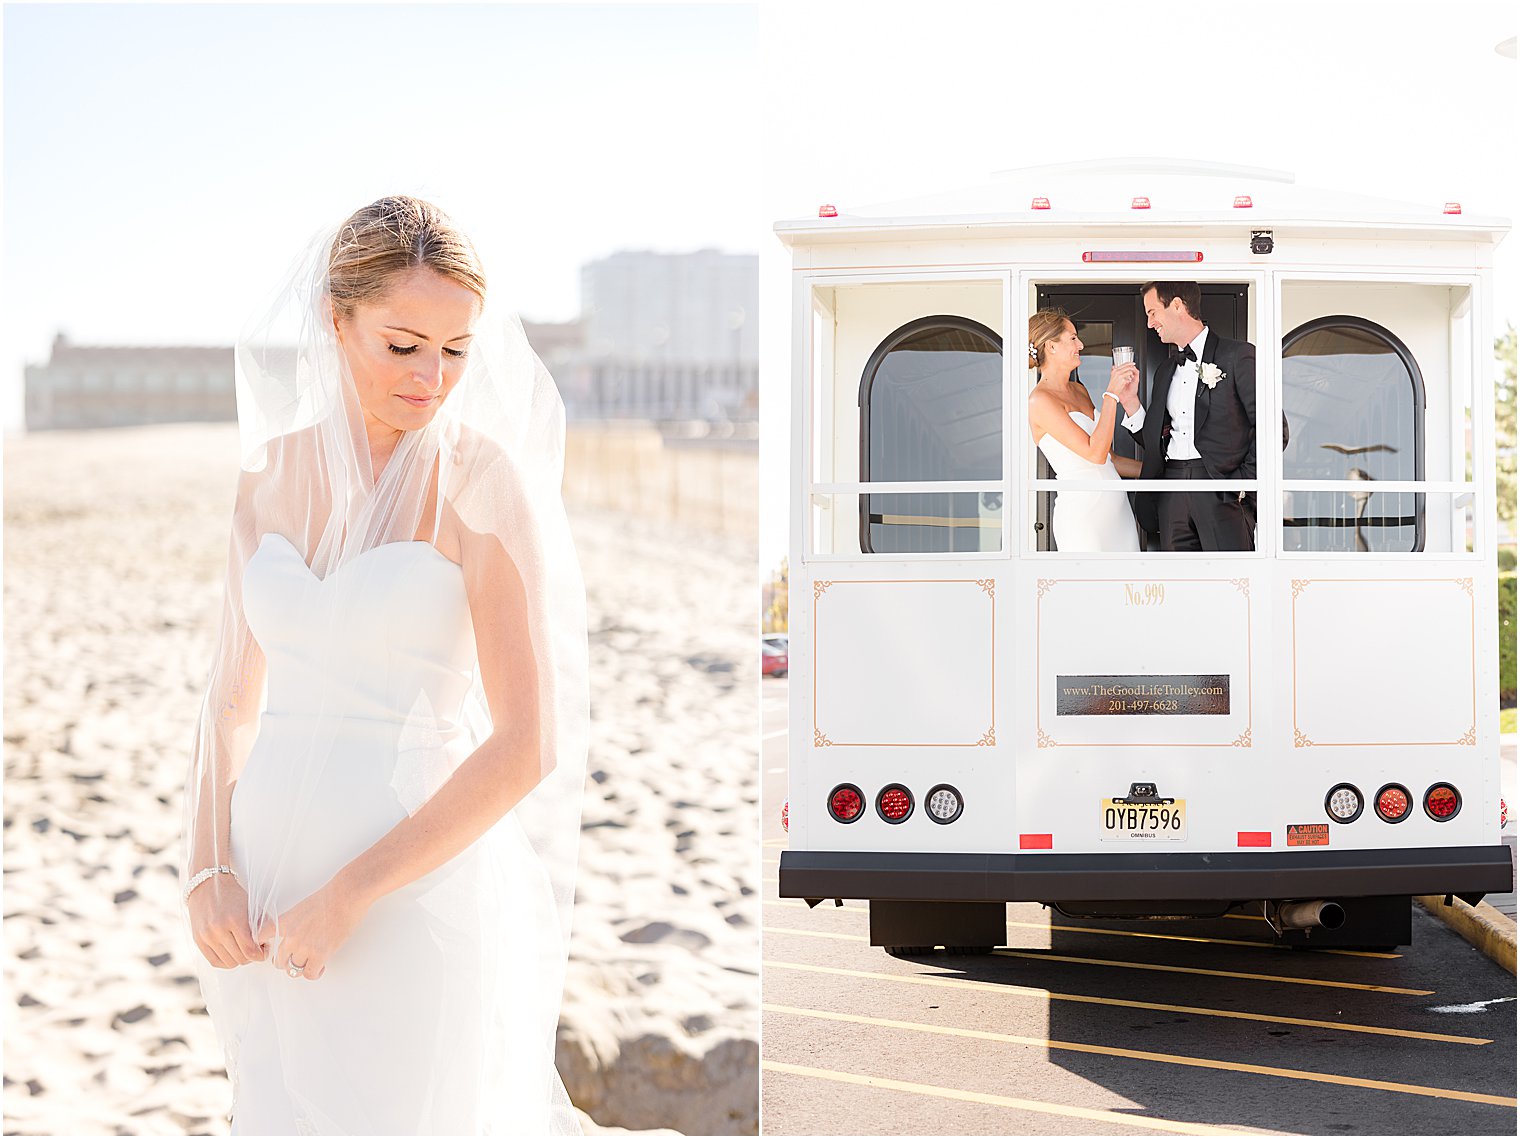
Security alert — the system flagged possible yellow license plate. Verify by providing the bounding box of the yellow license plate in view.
[1101,798,1186,841]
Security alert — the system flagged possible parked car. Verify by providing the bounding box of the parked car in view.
[761,634,788,678]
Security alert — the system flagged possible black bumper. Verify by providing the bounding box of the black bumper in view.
[778,845,1514,903]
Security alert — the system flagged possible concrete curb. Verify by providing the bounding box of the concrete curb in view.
[1415,895,1517,975]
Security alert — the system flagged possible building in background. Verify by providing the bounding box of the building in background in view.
[23,249,759,431]
[561,249,758,423]
[24,334,233,430]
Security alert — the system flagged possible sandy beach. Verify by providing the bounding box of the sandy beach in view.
[2,423,758,1135]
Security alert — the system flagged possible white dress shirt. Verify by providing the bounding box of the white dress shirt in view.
[1121,326,1210,461]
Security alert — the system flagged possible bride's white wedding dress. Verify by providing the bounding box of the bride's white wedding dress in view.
[1036,410,1141,553]
[208,530,570,1135]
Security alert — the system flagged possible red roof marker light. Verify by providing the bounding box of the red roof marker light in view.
[1031,197,1051,210]
[1234,195,1253,208]
[1443,202,1462,215]
[1131,196,1151,209]
[818,204,838,218]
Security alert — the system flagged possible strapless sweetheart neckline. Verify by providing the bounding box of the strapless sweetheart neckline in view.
[1034,409,1140,552]
[258,531,461,581]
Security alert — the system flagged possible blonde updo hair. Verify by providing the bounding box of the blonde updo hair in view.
[1028,308,1072,371]
[327,195,487,321]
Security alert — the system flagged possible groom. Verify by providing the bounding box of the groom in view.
[1116,282,1279,551]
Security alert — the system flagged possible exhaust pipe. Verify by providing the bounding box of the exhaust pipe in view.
[1272,900,1346,931]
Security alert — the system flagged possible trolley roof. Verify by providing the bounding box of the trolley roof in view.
[775,159,1510,246]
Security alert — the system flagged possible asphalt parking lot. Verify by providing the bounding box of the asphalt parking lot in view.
[760,679,1519,1136]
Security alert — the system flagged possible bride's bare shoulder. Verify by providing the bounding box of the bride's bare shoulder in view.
[242,425,324,473]
[446,423,505,464]
[232,426,325,510]
[1027,386,1067,421]
[444,425,532,491]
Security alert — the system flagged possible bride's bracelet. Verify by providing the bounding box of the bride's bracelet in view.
[1101,391,1123,405]
[183,865,239,906]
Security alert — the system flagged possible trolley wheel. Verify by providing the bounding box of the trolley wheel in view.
[944,945,995,956]
[884,945,934,958]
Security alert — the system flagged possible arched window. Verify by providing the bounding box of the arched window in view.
[1281,316,1425,552]
[858,316,1002,554]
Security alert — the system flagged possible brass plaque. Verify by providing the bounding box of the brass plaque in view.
[1056,674,1230,716]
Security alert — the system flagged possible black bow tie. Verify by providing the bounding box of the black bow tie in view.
[1171,345,1198,366]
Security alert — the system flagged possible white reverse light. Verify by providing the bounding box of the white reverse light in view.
[1325,783,1363,823]
[926,784,963,824]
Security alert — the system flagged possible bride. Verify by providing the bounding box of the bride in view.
[1027,309,1142,552]
[179,196,589,1134]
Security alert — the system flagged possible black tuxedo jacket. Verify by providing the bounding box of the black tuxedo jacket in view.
[1127,330,1286,533]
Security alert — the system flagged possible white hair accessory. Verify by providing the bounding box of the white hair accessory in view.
[1028,342,1039,361]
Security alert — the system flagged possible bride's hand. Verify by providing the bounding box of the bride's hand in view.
[188,874,266,969]
[256,879,370,981]
[1107,362,1139,396]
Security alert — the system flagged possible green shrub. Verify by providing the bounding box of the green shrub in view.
[1500,546,1517,572]
[1501,572,1516,706]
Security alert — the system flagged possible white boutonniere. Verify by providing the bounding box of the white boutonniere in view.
[1198,362,1225,389]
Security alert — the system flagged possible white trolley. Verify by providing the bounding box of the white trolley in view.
[776,160,1512,952]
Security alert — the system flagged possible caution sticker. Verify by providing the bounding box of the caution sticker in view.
[1286,823,1329,847]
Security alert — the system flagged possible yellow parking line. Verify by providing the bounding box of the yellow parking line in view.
[761,960,1488,1045]
[766,925,869,941]
[991,950,1433,995]
[762,900,1399,959]
[765,1008,1516,1108]
[763,1060,1256,1135]
[764,925,1429,994]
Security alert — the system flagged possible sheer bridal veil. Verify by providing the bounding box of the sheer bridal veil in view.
[179,196,589,1133]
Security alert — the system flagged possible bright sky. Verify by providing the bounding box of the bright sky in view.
[757,0,1519,567]
[5,0,1515,565]
[1,1,758,432]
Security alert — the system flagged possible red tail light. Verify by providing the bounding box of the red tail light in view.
[876,784,914,823]
[781,799,789,832]
[828,783,863,823]
[1375,783,1411,823]
[1423,783,1461,821]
